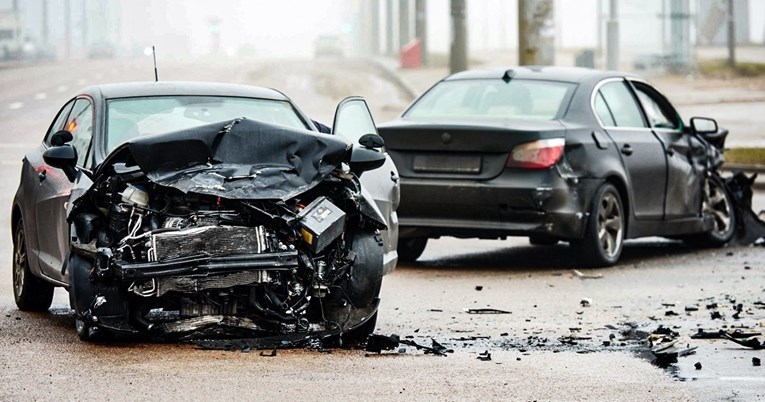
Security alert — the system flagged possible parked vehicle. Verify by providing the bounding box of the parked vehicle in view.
[379,67,733,267]
[12,81,399,341]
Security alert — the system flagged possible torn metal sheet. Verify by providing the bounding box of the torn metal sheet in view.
[721,333,765,350]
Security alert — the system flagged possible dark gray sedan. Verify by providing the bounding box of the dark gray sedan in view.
[379,67,733,267]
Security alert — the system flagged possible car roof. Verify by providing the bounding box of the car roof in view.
[444,66,631,84]
[78,81,290,101]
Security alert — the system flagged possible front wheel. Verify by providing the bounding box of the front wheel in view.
[687,175,736,247]
[574,183,624,267]
[12,219,54,311]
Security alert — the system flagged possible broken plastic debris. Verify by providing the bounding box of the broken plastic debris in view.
[722,333,764,350]
[710,311,723,320]
[685,305,699,312]
[572,269,603,279]
[694,362,702,370]
[580,298,592,307]
[477,351,492,361]
[259,349,277,357]
[365,334,453,356]
[754,357,761,366]
[465,308,510,314]
[475,285,483,291]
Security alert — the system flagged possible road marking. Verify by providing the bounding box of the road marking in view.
[57,85,68,92]
[8,102,23,110]
[34,92,47,100]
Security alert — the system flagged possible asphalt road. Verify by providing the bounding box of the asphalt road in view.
[0,57,764,401]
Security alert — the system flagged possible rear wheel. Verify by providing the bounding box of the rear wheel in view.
[12,219,54,311]
[397,237,427,262]
[574,183,624,267]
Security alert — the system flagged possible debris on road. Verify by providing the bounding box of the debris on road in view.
[726,172,765,245]
[651,340,698,367]
[685,305,699,312]
[694,362,702,370]
[572,269,603,279]
[665,310,679,316]
[477,350,492,361]
[710,311,723,320]
[260,349,277,357]
[465,308,511,314]
[365,334,453,356]
[721,333,764,350]
[754,357,761,366]
[580,298,592,307]
[475,286,483,291]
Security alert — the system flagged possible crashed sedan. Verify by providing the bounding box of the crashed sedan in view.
[379,67,734,267]
[12,82,399,341]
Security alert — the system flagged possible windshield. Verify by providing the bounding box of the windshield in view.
[105,96,309,153]
[404,79,575,121]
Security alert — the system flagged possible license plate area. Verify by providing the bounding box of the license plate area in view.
[413,154,482,174]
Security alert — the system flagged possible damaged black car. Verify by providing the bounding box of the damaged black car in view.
[12,82,400,341]
[379,67,734,266]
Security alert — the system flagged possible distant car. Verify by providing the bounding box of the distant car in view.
[379,67,734,267]
[314,35,344,58]
[12,81,399,341]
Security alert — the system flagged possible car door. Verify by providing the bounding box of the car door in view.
[594,79,667,220]
[34,97,95,281]
[630,80,703,218]
[333,97,400,274]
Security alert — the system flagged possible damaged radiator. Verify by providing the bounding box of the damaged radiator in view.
[150,225,268,261]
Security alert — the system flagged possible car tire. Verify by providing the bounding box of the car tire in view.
[529,236,558,246]
[342,311,378,343]
[397,237,427,262]
[686,175,736,247]
[574,183,624,267]
[12,219,54,311]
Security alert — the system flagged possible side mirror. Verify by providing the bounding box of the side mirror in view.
[359,133,384,149]
[690,117,717,134]
[690,117,728,149]
[349,146,386,175]
[43,145,78,182]
[51,130,73,146]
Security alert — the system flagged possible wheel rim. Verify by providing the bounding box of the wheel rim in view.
[703,179,732,236]
[597,192,623,258]
[13,227,27,298]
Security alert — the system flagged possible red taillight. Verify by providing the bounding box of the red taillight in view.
[506,138,565,169]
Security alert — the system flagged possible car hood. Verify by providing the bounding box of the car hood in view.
[95,118,352,201]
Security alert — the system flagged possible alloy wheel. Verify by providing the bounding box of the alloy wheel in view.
[597,192,623,258]
[703,178,732,237]
[13,227,27,299]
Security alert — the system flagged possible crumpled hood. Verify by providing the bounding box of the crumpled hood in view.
[100,118,352,201]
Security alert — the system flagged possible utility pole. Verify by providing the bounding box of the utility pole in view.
[370,0,380,55]
[399,0,410,49]
[605,0,618,70]
[82,0,88,48]
[415,0,427,66]
[385,0,394,55]
[64,0,71,59]
[450,0,467,73]
[41,0,49,46]
[518,0,554,65]
[726,0,735,66]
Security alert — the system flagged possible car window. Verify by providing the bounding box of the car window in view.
[404,78,575,121]
[333,98,377,144]
[105,96,309,154]
[67,99,94,167]
[631,82,681,130]
[44,99,76,145]
[593,92,616,127]
[597,81,647,128]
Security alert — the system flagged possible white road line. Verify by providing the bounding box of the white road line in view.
[57,85,68,92]
[8,102,23,110]
[34,92,47,100]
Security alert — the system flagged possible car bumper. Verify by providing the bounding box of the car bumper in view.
[397,170,600,240]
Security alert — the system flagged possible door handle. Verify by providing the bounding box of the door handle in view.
[38,171,46,183]
[620,144,633,156]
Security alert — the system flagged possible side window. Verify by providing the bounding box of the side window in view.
[44,100,76,145]
[593,92,616,127]
[631,82,681,130]
[67,99,94,167]
[598,81,646,128]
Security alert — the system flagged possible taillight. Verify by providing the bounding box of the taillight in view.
[506,138,565,169]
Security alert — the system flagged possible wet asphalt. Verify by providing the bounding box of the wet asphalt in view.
[0,57,763,401]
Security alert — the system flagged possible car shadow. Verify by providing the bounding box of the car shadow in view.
[404,240,723,271]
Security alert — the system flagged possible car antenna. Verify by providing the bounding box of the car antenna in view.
[152,45,159,82]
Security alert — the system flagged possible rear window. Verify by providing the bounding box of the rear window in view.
[404,78,575,121]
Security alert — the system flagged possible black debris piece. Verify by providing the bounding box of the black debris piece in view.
[722,333,764,350]
[754,357,761,366]
[452,336,491,341]
[726,172,765,245]
[694,362,702,370]
[259,349,277,357]
[665,310,679,316]
[477,351,492,361]
[475,286,484,291]
[241,345,251,353]
[706,303,719,310]
[692,328,762,339]
[366,334,401,353]
[662,303,676,308]
[414,328,420,333]
[465,308,511,314]
[652,340,698,367]
[653,326,680,338]
[580,298,592,307]
[428,309,443,312]
[710,311,723,320]
[500,332,509,337]
[427,339,454,356]
[685,305,699,312]
[603,341,611,347]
